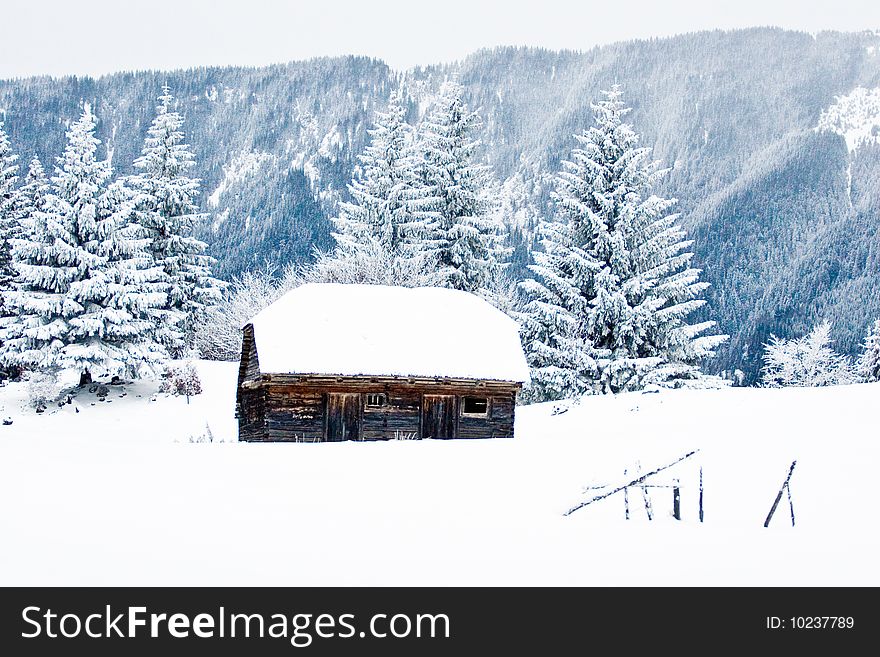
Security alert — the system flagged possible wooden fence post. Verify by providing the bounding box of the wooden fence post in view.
[698,467,704,523]
[672,478,681,520]
[764,460,797,528]
[636,461,654,520]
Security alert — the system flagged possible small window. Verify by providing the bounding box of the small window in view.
[462,397,488,416]
[365,393,387,408]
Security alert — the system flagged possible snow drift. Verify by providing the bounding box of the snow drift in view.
[0,361,877,586]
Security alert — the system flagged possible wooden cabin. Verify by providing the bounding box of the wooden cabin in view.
[236,283,530,442]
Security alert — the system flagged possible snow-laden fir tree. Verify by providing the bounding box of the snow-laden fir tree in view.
[16,157,50,224]
[331,87,437,267]
[416,80,503,293]
[856,319,880,383]
[128,87,220,355]
[1,106,167,383]
[519,87,726,399]
[0,122,20,301]
[3,157,49,331]
[761,321,857,387]
[517,213,608,402]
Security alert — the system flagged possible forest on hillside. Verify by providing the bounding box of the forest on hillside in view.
[2,27,880,382]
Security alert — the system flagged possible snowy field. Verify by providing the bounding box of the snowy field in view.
[0,360,877,586]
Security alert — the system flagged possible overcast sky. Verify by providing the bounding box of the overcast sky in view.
[2,0,879,79]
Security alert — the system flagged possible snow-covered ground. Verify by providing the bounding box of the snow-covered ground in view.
[0,361,877,586]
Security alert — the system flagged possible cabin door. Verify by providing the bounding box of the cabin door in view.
[421,395,458,439]
[326,393,361,442]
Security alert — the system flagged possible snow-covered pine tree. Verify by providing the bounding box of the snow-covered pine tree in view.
[0,161,71,375]
[517,214,606,402]
[16,157,50,223]
[332,87,436,264]
[856,319,880,383]
[520,86,726,399]
[129,87,220,355]
[0,123,20,301]
[1,106,167,382]
[416,80,503,293]
[2,158,49,344]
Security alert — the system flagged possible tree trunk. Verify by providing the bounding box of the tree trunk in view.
[79,369,92,386]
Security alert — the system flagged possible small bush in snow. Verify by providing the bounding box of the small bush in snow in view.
[300,241,439,288]
[160,362,203,403]
[857,319,880,383]
[194,267,284,361]
[27,372,60,411]
[187,423,215,443]
[761,321,857,388]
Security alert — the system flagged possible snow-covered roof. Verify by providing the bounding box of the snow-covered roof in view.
[247,283,530,383]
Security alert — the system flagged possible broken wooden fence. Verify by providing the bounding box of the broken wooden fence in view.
[564,450,699,519]
[567,452,799,527]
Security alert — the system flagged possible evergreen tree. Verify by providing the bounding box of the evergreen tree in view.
[857,319,880,383]
[16,157,50,223]
[416,80,502,293]
[1,107,167,381]
[129,87,220,355]
[332,87,436,264]
[0,123,20,299]
[3,157,49,335]
[517,214,605,401]
[520,87,726,399]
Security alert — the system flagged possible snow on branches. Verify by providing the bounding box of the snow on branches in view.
[128,87,222,355]
[519,87,727,401]
[857,319,880,383]
[416,80,505,293]
[159,361,203,403]
[327,81,506,298]
[761,321,857,387]
[1,91,221,382]
[0,122,20,300]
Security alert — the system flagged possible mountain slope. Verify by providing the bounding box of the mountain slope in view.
[2,28,880,378]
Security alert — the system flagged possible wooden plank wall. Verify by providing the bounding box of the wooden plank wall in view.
[362,391,422,440]
[237,375,519,442]
[236,325,266,441]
